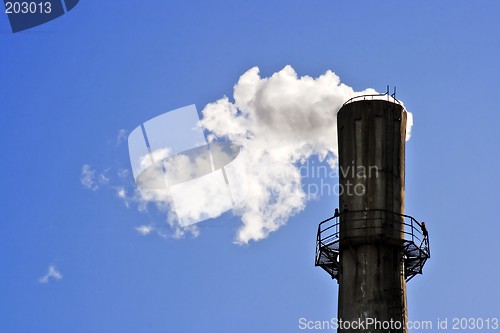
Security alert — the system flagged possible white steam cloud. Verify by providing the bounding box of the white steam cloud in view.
[123,65,413,243]
[200,65,413,244]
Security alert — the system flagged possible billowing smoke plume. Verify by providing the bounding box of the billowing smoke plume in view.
[201,65,413,243]
[121,66,413,243]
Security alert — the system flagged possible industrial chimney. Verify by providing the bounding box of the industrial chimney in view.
[315,94,430,333]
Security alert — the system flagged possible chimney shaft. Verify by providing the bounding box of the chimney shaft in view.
[336,99,407,333]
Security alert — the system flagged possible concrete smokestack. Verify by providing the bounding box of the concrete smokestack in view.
[337,98,407,332]
[316,95,430,333]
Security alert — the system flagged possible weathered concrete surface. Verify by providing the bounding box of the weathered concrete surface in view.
[337,99,407,333]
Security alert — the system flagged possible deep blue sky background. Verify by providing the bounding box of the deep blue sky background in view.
[1,1,499,332]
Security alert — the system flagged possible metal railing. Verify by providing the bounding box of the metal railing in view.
[315,209,430,280]
[342,87,403,108]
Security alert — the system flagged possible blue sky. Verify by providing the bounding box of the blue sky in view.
[1,1,500,332]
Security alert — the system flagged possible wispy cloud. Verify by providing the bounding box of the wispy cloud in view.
[39,265,63,284]
[80,165,110,191]
[135,225,153,235]
[79,165,171,236]
[80,164,97,190]
[116,129,128,146]
[132,221,200,239]
[117,168,130,180]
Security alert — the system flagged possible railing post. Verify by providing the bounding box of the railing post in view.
[411,218,415,244]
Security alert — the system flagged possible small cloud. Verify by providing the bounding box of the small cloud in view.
[117,168,130,180]
[134,223,199,239]
[117,187,126,199]
[98,173,110,186]
[116,129,128,145]
[116,187,131,208]
[39,265,63,284]
[81,165,111,191]
[81,164,98,190]
[135,225,153,236]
